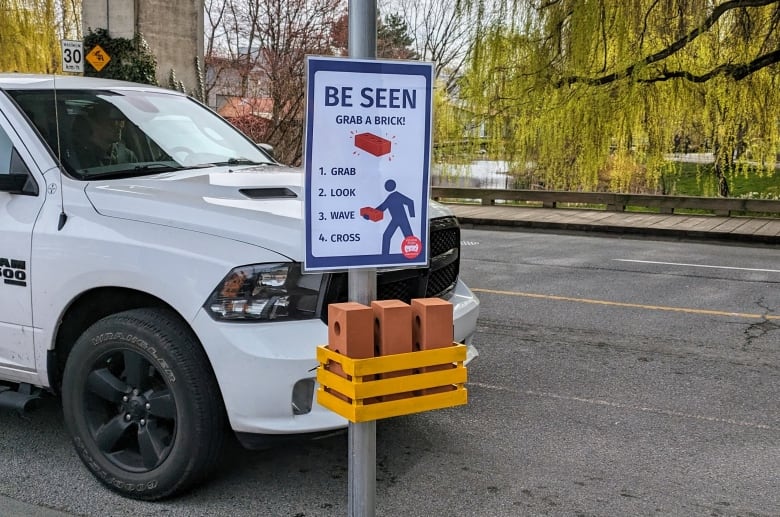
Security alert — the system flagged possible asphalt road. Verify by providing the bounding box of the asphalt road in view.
[1,229,778,516]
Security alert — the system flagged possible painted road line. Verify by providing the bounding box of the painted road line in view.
[614,259,780,274]
[469,382,777,431]
[471,288,780,320]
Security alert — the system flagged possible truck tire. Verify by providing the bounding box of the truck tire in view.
[61,308,226,500]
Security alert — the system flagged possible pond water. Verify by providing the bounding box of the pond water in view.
[431,160,513,189]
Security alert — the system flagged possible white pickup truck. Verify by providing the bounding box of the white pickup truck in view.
[0,74,479,499]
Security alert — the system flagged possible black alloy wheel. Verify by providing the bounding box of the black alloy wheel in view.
[83,347,177,472]
[62,308,226,500]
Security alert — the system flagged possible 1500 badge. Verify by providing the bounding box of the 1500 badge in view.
[0,257,27,287]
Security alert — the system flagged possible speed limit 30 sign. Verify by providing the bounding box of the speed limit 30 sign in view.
[61,40,83,73]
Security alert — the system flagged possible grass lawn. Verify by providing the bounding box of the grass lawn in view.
[666,162,780,198]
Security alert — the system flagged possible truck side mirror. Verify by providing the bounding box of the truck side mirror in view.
[0,173,38,196]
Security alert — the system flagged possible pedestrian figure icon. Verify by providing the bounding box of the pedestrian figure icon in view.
[372,179,415,255]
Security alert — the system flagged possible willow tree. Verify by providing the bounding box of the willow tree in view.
[458,0,780,195]
[0,0,61,73]
[60,0,82,41]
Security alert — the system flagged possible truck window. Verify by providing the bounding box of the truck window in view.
[8,89,274,180]
[0,125,30,175]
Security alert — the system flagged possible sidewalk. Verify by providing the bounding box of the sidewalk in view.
[444,203,780,245]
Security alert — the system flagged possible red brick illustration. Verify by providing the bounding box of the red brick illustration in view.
[360,206,384,222]
[355,132,391,157]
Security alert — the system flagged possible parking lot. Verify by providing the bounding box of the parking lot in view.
[1,228,778,516]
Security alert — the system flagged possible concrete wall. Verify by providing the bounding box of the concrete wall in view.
[82,0,203,93]
[82,0,136,39]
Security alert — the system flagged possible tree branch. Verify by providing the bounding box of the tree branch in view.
[636,47,780,83]
[555,0,779,87]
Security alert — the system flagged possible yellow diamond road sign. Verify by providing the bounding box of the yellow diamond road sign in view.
[86,45,110,71]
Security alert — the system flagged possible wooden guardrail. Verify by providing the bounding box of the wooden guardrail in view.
[431,187,780,217]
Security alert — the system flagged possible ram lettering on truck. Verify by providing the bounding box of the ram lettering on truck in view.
[0,257,27,286]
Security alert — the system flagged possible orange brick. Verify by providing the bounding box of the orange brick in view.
[326,302,374,402]
[371,300,413,355]
[372,300,414,401]
[412,298,455,394]
[327,302,374,358]
[411,298,453,350]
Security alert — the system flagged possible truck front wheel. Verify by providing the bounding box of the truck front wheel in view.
[62,308,226,500]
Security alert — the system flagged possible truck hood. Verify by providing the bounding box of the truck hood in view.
[84,165,455,261]
[84,165,306,260]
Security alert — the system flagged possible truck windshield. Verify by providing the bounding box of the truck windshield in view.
[7,89,275,180]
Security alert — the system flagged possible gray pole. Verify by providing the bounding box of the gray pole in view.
[347,1,377,516]
[349,0,376,59]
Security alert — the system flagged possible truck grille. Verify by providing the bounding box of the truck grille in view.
[319,216,461,323]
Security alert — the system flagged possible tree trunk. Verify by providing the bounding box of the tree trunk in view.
[712,139,731,198]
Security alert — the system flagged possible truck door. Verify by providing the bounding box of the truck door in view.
[0,109,43,372]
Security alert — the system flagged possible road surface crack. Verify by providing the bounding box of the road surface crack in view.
[743,297,779,350]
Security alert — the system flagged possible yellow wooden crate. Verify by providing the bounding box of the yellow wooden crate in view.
[316,344,468,423]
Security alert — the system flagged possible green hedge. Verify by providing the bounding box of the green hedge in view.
[83,28,157,85]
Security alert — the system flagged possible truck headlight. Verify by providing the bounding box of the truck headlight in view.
[205,263,321,321]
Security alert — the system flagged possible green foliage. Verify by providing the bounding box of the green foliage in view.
[166,68,187,94]
[377,13,417,59]
[0,0,59,73]
[194,57,206,102]
[452,1,780,196]
[167,68,178,90]
[83,28,157,85]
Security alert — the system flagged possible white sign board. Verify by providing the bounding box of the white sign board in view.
[303,57,433,271]
[61,40,83,73]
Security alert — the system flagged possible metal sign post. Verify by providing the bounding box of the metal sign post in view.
[303,57,435,512]
[303,2,434,515]
[348,3,377,516]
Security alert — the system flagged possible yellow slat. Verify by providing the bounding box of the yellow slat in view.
[317,367,467,399]
[317,387,468,422]
[316,344,467,376]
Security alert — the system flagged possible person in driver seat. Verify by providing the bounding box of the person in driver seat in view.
[70,103,137,169]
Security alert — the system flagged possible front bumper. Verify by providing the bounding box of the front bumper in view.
[192,279,480,439]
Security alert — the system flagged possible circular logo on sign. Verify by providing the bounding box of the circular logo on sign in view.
[401,235,422,259]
